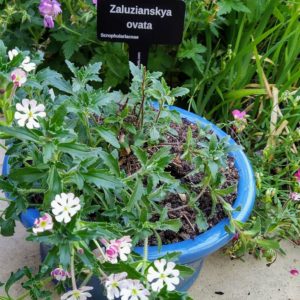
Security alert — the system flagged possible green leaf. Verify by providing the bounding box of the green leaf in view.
[196,211,208,232]
[170,87,189,97]
[43,143,55,163]
[159,219,182,232]
[5,269,26,297]
[132,146,147,166]
[256,239,280,250]
[0,40,7,58]
[0,126,40,142]
[57,142,92,158]
[63,39,78,59]
[44,165,62,208]
[65,60,78,76]
[149,127,160,141]
[99,151,120,176]
[215,185,237,196]
[9,167,47,183]
[178,38,206,60]
[85,62,102,76]
[37,68,72,94]
[218,0,251,15]
[83,169,122,189]
[127,178,145,210]
[0,218,15,236]
[102,262,142,279]
[175,264,194,278]
[51,104,67,127]
[59,243,71,268]
[96,127,120,148]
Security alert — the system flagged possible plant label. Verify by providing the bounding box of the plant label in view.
[97,0,186,66]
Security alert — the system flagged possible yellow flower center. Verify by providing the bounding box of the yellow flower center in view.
[40,220,47,228]
[73,291,81,299]
[132,288,138,295]
[28,111,33,118]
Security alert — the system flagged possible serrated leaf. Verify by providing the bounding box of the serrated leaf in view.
[63,39,78,59]
[178,38,206,60]
[159,219,182,232]
[132,146,147,166]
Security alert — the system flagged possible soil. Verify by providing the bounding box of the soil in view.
[120,118,239,246]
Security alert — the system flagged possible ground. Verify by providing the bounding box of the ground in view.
[0,146,299,300]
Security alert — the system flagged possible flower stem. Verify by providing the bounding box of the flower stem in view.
[80,272,93,287]
[70,245,77,290]
[142,237,149,274]
[93,239,106,260]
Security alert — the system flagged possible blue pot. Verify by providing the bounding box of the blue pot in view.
[2,106,255,297]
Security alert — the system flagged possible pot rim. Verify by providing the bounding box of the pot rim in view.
[2,105,255,264]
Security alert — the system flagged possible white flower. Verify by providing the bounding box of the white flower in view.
[289,192,300,201]
[21,56,36,72]
[120,279,150,300]
[11,68,27,87]
[105,272,128,300]
[8,48,36,72]
[14,99,46,129]
[32,213,53,234]
[51,193,81,224]
[61,286,93,300]
[8,48,19,61]
[118,236,132,261]
[147,259,180,292]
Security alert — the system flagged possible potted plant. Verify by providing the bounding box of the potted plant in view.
[0,47,255,299]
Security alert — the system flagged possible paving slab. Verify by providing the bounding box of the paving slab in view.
[189,240,300,300]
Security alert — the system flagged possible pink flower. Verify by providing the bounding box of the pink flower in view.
[294,169,300,183]
[101,236,132,264]
[232,109,246,120]
[43,15,55,28]
[93,0,97,4]
[11,68,27,87]
[289,192,300,201]
[51,267,71,281]
[39,0,62,28]
[290,269,299,276]
[32,213,53,234]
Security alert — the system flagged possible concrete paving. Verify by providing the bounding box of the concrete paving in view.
[0,145,299,300]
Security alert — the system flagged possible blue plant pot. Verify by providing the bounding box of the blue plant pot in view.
[2,106,256,298]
